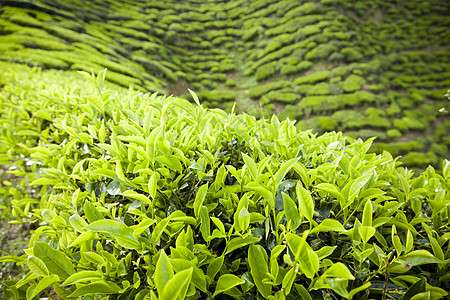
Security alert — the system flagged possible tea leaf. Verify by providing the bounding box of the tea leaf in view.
[362,200,373,227]
[245,182,274,208]
[199,206,211,242]
[213,274,245,297]
[248,244,272,298]
[169,258,207,292]
[297,183,314,224]
[282,266,296,295]
[225,236,260,255]
[62,271,103,285]
[398,173,410,196]
[443,160,450,179]
[68,282,121,297]
[151,218,170,247]
[29,177,59,186]
[121,190,152,206]
[270,245,286,262]
[83,201,104,223]
[194,183,208,219]
[282,192,301,230]
[295,284,313,300]
[316,183,345,207]
[242,152,258,181]
[34,242,75,280]
[155,249,174,295]
[68,231,97,248]
[27,274,60,300]
[405,229,414,253]
[403,250,442,266]
[238,207,250,231]
[310,219,346,234]
[27,256,49,277]
[403,277,426,300]
[349,173,372,203]
[81,252,105,266]
[211,217,226,234]
[85,219,141,250]
[274,157,299,189]
[322,262,355,279]
[160,268,193,300]
[359,226,376,243]
[188,88,201,106]
[286,232,319,278]
[148,172,157,199]
[315,246,337,260]
[348,282,371,299]
[69,214,88,233]
[155,155,183,173]
[207,256,224,285]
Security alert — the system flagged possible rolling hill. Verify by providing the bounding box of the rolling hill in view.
[0,0,449,170]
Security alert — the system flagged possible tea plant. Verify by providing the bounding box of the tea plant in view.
[0,68,448,299]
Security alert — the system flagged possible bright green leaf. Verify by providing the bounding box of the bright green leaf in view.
[213,274,245,297]
[296,183,314,224]
[27,256,49,277]
[248,244,272,298]
[85,219,141,250]
[68,282,121,297]
[34,242,75,280]
[160,268,193,300]
[155,249,174,296]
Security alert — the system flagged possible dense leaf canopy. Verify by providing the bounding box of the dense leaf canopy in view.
[0,66,448,299]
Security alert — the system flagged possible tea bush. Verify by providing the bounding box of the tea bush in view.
[248,81,290,99]
[294,70,331,85]
[307,83,331,96]
[297,60,313,72]
[263,91,299,104]
[198,89,235,102]
[342,75,366,93]
[1,67,448,299]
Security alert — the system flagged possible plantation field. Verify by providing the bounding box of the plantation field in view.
[0,1,449,299]
[0,0,449,169]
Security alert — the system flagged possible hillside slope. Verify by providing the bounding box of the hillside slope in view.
[0,0,449,169]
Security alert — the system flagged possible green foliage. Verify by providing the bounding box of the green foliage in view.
[263,91,299,104]
[248,80,290,99]
[3,69,450,300]
[307,82,331,95]
[280,64,298,75]
[305,44,337,60]
[242,26,262,41]
[297,84,314,95]
[1,0,449,171]
[342,74,366,92]
[198,89,235,102]
[401,152,438,168]
[255,62,276,82]
[297,60,314,71]
[340,47,364,62]
[1,0,450,294]
[1,55,450,300]
[294,70,331,85]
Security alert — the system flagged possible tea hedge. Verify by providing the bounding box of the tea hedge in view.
[0,66,449,299]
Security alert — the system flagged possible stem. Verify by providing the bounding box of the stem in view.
[382,250,396,300]
[185,175,197,204]
[328,289,339,300]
